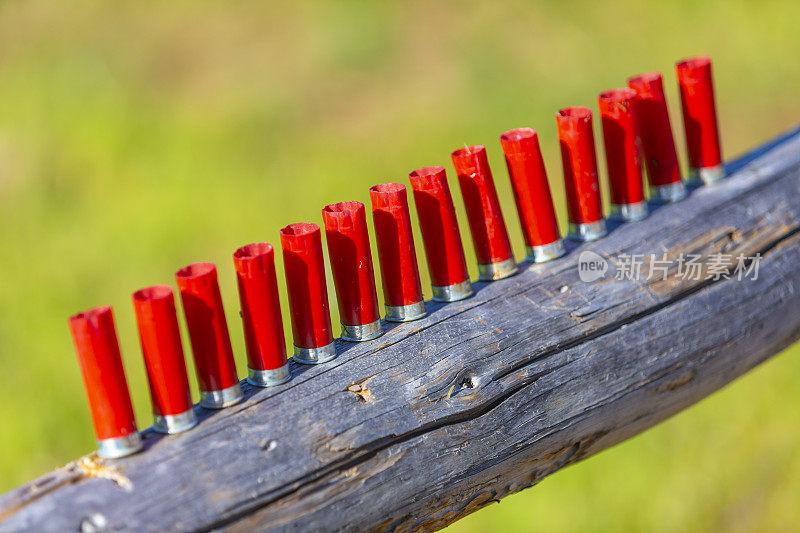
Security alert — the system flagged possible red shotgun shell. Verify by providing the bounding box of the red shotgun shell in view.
[676,56,724,185]
[68,306,142,458]
[627,72,687,203]
[369,183,427,322]
[322,201,382,341]
[409,166,474,302]
[233,243,291,387]
[499,128,566,263]
[175,262,243,408]
[279,223,336,363]
[598,88,648,222]
[450,145,518,281]
[132,286,197,434]
[556,106,607,241]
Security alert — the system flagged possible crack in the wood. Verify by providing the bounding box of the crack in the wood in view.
[493,222,800,382]
[206,367,554,531]
[203,223,800,532]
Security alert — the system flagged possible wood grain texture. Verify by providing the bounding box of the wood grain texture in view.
[2,127,800,533]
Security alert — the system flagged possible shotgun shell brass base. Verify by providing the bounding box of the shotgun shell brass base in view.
[341,320,382,342]
[568,220,607,242]
[477,258,518,281]
[152,408,198,434]
[526,240,566,263]
[610,200,649,222]
[247,363,291,387]
[431,280,474,302]
[199,383,243,409]
[688,164,725,186]
[293,342,337,364]
[385,301,427,322]
[97,433,143,459]
[649,181,688,204]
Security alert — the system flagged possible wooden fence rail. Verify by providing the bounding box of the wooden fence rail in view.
[2,126,800,532]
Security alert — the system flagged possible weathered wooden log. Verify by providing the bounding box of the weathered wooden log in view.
[2,127,800,533]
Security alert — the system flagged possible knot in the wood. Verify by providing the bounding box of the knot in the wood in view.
[347,382,373,402]
[80,512,107,532]
[460,371,477,389]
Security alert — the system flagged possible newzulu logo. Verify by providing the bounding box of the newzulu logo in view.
[578,251,609,282]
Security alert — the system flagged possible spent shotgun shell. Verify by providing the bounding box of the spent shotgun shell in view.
[280,223,337,363]
[627,72,687,203]
[676,56,724,185]
[408,166,474,302]
[175,262,243,409]
[369,183,427,322]
[69,306,143,459]
[233,243,291,387]
[132,286,197,434]
[451,145,518,281]
[556,106,607,241]
[322,202,382,342]
[598,88,648,222]
[500,127,566,263]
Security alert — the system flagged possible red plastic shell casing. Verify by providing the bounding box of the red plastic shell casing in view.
[369,184,424,308]
[598,88,645,206]
[408,166,470,288]
[499,128,561,248]
[233,243,288,372]
[175,262,240,394]
[132,286,193,418]
[556,107,604,225]
[676,56,722,170]
[322,202,381,328]
[450,145,515,267]
[279,223,334,349]
[627,72,682,187]
[69,306,138,441]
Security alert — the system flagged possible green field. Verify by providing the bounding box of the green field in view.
[1,1,799,530]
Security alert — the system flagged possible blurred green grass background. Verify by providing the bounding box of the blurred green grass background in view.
[1,0,799,530]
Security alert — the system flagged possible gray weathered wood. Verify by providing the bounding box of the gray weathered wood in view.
[2,127,800,533]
